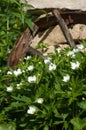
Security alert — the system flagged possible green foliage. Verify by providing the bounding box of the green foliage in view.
[0,123,16,130]
[0,0,34,66]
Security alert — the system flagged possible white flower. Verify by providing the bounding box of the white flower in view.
[27,106,36,114]
[28,75,36,83]
[82,97,85,101]
[27,65,34,71]
[36,98,44,104]
[16,82,22,89]
[7,71,12,75]
[49,63,56,71]
[22,70,25,73]
[24,56,31,60]
[13,68,22,76]
[63,74,70,82]
[17,82,22,87]
[7,48,11,54]
[7,86,13,92]
[73,48,79,53]
[44,57,51,64]
[56,47,61,53]
[70,61,80,70]
[67,51,75,58]
[77,44,84,50]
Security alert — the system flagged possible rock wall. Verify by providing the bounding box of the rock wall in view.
[21,0,86,11]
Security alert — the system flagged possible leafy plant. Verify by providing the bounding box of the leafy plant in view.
[0,43,86,130]
[0,0,86,129]
[0,0,34,66]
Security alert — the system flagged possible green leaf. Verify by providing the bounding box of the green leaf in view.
[22,3,34,9]
[63,121,68,129]
[78,101,86,110]
[71,117,86,130]
[25,19,34,31]
[43,125,49,130]
[0,123,16,130]
[54,121,64,125]
[71,117,81,130]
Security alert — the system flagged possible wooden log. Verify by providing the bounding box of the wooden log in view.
[7,28,31,68]
[52,9,76,48]
[7,25,39,68]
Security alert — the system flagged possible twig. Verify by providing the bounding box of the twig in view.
[52,9,76,48]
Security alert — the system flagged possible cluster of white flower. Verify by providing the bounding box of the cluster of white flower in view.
[72,48,79,53]
[7,86,13,92]
[63,74,70,82]
[67,50,75,58]
[27,98,44,114]
[67,44,84,58]
[28,75,36,83]
[77,44,84,50]
[62,61,80,82]
[44,57,57,71]
[13,68,22,76]
[70,61,80,70]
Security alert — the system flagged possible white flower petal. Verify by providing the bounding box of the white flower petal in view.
[70,61,80,70]
[73,48,79,53]
[67,51,74,56]
[36,98,44,104]
[7,71,12,75]
[44,57,51,64]
[49,63,56,71]
[27,65,34,71]
[56,47,61,53]
[7,86,13,92]
[13,68,22,76]
[28,75,36,83]
[27,106,36,114]
[82,97,85,101]
[17,82,22,87]
[63,74,70,82]
[77,44,84,50]
[24,56,31,60]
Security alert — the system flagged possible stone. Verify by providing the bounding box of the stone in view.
[31,24,86,48]
[21,0,86,11]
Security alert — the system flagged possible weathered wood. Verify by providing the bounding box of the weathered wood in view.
[7,28,31,68]
[52,9,76,48]
[28,9,86,16]
[27,46,42,56]
[7,25,39,68]
[35,12,86,31]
